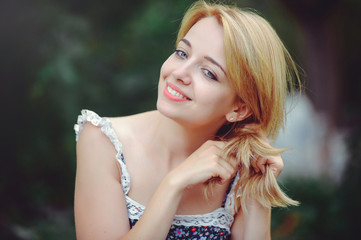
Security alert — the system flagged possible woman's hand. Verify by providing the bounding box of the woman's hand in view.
[252,155,284,178]
[168,140,238,189]
[244,123,284,178]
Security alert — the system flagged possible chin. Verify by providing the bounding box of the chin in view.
[156,101,212,131]
[156,99,177,120]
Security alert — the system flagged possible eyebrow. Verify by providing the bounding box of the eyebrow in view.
[180,38,191,47]
[204,56,227,77]
[179,38,227,77]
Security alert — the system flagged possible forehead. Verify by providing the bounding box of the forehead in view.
[183,17,226,64]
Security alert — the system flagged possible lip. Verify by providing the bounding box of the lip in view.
[163,82,191,102]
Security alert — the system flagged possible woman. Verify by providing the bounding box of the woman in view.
[74,1,300,239]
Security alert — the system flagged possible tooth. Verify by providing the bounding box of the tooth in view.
[168,85,188,99]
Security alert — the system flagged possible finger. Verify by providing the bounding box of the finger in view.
[266,155,283,177]
[215,158,238,180]
[271,167,278,176]
[225,158,238,172]
[256,157,267,174]
[250,159,260,173]
[269,160,283,177]
[220,160,238,177]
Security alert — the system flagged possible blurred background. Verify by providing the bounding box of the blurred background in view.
[1,0,360,239]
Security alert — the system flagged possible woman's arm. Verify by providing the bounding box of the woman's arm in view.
[74,123,131,239]
[231,199,271,240]
[230,150,284,240]
[75,124,236,240]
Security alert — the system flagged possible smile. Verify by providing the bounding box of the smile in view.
[167,86,189,99]
[164,83,191,102]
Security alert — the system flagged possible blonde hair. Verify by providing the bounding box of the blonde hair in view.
[177,1,300,213]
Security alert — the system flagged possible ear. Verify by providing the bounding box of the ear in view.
[225,103,252,123]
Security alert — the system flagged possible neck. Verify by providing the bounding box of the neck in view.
[149,111,224,165]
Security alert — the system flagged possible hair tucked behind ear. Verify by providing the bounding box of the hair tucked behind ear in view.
[179,1,301,213]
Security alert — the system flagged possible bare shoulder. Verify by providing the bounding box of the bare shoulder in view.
[76,122,121,180]
[108,110,158,143]
[76,122,114,154]
[76,110,158,165]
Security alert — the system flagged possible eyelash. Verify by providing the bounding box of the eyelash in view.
[174,49,218,81]
[175,49,187,59]
[202,69,218,81]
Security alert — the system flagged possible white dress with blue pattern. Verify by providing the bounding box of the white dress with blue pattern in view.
[74,110,240,240]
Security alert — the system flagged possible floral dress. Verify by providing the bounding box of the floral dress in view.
[75,110,240,240]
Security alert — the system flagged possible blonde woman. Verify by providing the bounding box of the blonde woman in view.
[74,1,299,239]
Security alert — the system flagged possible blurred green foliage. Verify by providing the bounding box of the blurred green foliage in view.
[1,0,360,239]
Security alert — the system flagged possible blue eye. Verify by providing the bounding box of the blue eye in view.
[175,49,187,59]
[203,69,218,81]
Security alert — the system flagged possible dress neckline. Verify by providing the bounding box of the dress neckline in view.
[74,109,238,222]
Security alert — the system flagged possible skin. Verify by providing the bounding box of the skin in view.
[75,16,283,240]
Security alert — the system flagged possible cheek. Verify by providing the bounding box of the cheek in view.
[199,87,237,112]
[197,85,232,103]
[160,55,173,80]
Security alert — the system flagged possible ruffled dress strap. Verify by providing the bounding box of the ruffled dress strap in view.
[74,109,131,195]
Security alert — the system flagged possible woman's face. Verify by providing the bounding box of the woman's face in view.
[157,16,238,130]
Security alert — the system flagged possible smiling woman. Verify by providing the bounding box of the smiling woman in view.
[74,1,300,239]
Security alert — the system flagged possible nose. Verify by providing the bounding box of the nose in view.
[172,62,192,85]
